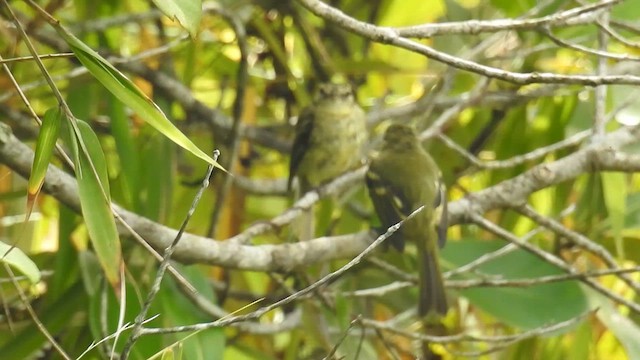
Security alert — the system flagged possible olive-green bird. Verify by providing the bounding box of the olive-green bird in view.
[288,82,367,193]
[366,124,448,317]
[288,82,367,242]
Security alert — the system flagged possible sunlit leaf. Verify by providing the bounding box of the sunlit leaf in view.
[152,0,202,38]
[52,24,223,171]
[0,240,41,284]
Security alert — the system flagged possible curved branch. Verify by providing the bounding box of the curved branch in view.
[450,126,640,223]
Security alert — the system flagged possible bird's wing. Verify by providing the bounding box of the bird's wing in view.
[366,167,414,252]
[288,107,315,190]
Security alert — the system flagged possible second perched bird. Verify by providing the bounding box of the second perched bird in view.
[288,83,367,193]
[366,124,448,317]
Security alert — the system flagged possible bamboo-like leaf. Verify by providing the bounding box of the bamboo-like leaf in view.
[73,120,122,289]
[0,240,41,284]
[108,97,141,210]
[49,205,79,300]
[27,107,62,220]
[53,24,223,171]
[152,0,202,38]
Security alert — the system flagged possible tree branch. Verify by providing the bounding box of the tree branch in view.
[1,120,640,272]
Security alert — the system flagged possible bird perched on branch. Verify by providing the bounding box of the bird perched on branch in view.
[288,82,367,240]
[366,124,448,317]
[288,82,367,193]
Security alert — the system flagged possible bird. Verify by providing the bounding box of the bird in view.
[366,123,448,317]
[288,82,367,193]
[288,82,367,241]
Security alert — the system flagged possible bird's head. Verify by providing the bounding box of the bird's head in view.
[382,124,421,151]
[313,82,355,105]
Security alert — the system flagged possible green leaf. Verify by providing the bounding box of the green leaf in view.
[612,0,640,21]
[53,24,223,171]
[140,132,173,221]
[50,205,80,300]
[442,239,589,330]
[27,107,63,219]
[0,240,41,284]
[158,266,225,360]
[78,249,104,297]
[152,0,202,38]
[108,96,141,210]
[74,120,122,289]
[602,172,627,257]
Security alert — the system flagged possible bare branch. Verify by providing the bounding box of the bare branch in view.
[297,0,640,86]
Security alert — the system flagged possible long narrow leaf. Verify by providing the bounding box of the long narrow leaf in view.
[27,107,62,220]
[73,120,122,289]
[108,97,141,210]
[53,24,223,171]
[0,240,41,284]
[58,114,122,289]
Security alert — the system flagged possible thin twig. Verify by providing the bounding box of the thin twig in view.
[297,0,640,86]
[0,52,74,64]
[542,26,640,61]
[516,205,640,293]
[120,153,218,359]
[360,309,590,344]
[471,214,640,313]
[394,1,614,38]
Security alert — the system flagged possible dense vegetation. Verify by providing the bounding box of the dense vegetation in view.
[1,0,640,359]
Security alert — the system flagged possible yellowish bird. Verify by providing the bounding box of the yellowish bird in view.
[288,82,367,241]
[366,124,448,316]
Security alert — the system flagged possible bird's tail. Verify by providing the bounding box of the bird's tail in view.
[418,245,447,317]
